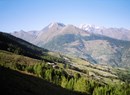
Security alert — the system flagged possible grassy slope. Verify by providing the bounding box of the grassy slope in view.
[0,48,130,95]
[0,50,84,95]
[44,51,130,85]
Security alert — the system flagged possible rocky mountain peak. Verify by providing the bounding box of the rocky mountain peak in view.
[48,22,65,28]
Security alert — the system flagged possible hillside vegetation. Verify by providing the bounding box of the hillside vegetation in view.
[0,32,130,95]
[0,50,130,95]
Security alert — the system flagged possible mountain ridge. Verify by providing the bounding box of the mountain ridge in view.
[10,22,130,67]
[79,24,130,41]
[11,22,130,41]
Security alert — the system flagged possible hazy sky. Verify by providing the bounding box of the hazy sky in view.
[0,0,130,32]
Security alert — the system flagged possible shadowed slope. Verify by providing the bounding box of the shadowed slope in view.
[0,66,83,95]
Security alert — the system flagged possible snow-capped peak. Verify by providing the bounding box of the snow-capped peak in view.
[79,24,102,31]
[79,24,92,31]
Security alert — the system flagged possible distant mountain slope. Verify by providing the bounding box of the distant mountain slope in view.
[42,33,130,67]
[11,23,130,43]
[34,22,66,45]
[0,32,48,59]
[10,22,130,67]
[12,30,38,43]
[35,24,90,46]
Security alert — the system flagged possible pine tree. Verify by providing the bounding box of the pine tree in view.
[61,76,68,88]
[45,69,53,81]
[74,77,88,93]
[66,78,74,90]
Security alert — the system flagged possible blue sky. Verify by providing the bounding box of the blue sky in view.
[0,0,130,32]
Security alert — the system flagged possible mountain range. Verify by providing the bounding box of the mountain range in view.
[11,22,130,67]
[79,24,130,41]
[0,28,130,95]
